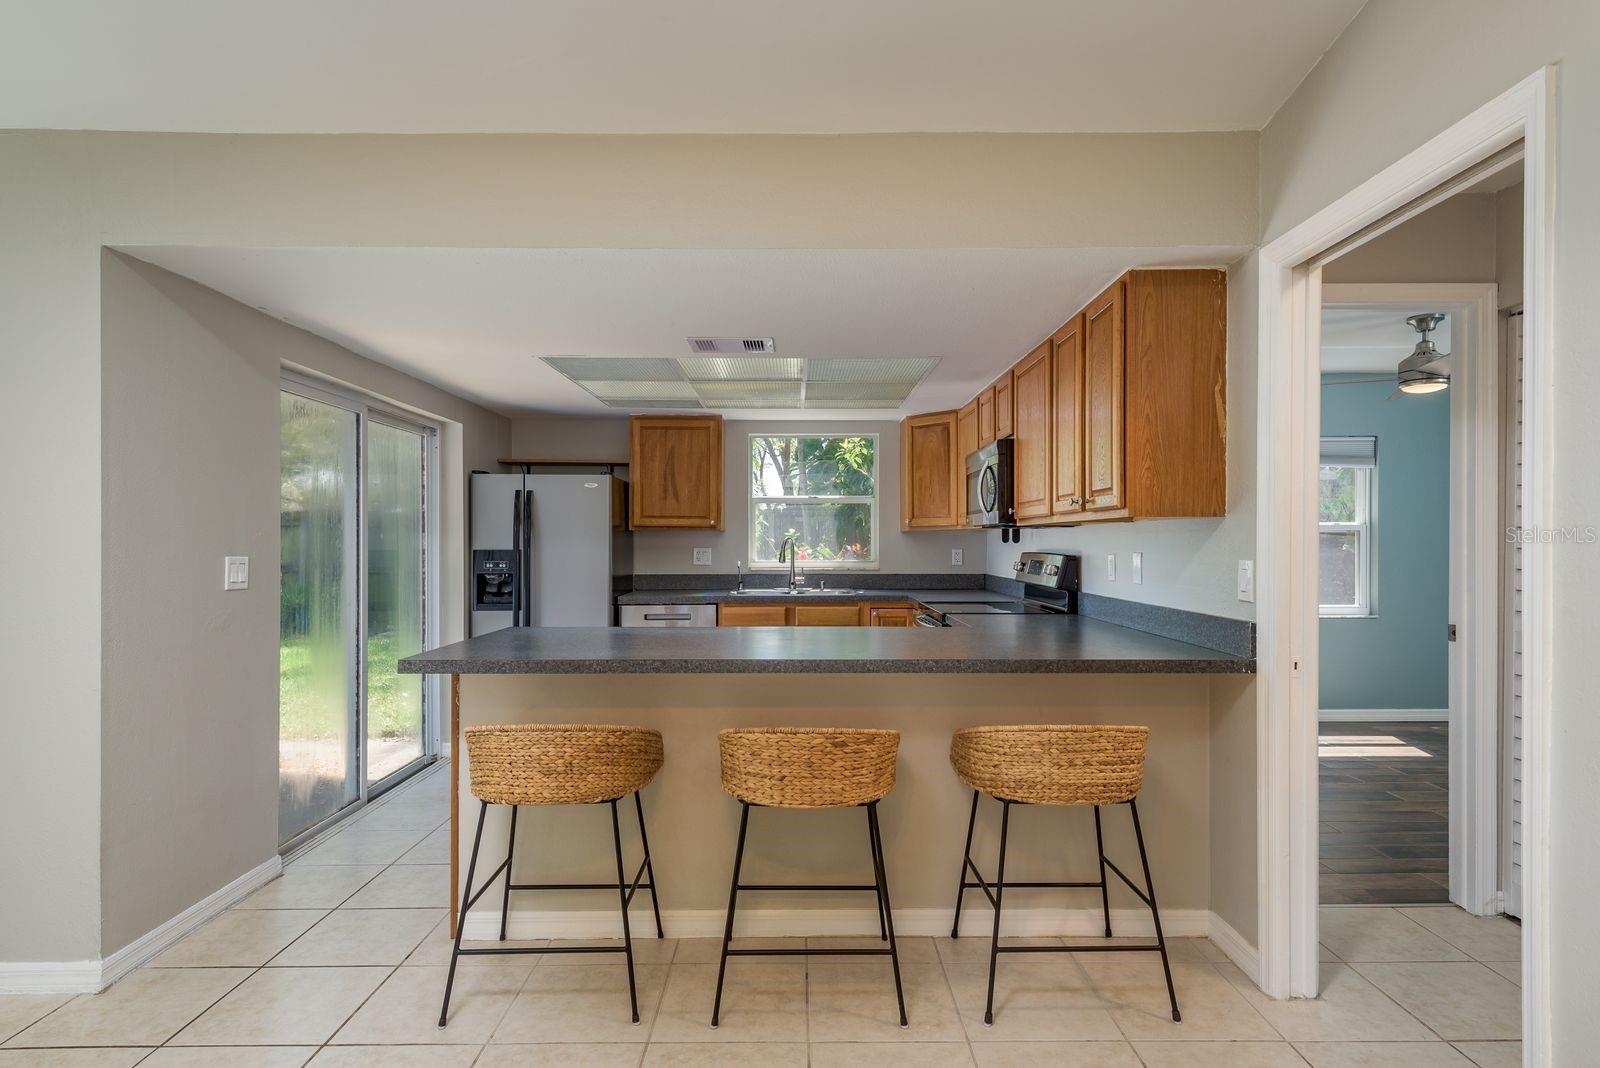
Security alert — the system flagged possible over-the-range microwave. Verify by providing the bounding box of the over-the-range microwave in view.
[965,439,1014,527]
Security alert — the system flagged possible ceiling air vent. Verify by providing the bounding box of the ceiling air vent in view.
[687,337,775,354]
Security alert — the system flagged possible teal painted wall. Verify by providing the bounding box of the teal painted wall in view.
[1319,376,1449,710]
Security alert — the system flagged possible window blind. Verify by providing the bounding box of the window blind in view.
[1320,436,1377,468]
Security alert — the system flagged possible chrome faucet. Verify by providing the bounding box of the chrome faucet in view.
[777,535,804,591]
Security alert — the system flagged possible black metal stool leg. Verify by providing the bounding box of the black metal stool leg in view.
[499,805,518,941]
[439,800,488,1028]
[951,788,979,938]
[634,790,665,939]
[609,799,640,1024]
[867,803,908,1028]
[710,802,750,1029]
[1092,805,1112,938]
[1130,799,1180,1023]
[983,799,1011,1027]
[867,804,888,941]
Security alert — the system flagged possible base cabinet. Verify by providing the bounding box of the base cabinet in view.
[863,605,917,627]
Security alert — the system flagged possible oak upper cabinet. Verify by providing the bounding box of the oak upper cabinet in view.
[1082,281,1125,514]
[956,400,979,527]
[1050,314,1085,516]
[976,386,996,446]
[1010,340,1053,521]
[900,410,962,530]
[629,414,724,529]
[993,371,1014,439]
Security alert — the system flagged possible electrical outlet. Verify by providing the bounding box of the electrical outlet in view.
[693,548,712,566]
[1237,560,1255,603]
[1132,551,1143,585]
[224,556,249,591]
[951,549,963,566]
[1106,554,1117,581]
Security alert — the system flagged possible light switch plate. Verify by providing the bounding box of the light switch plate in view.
[693,548,712,566]
[951,549,963,566]
[1237,560,1255,602]
[1106,554,1117,581]
[224,556,249,591]
[1131,551,1143,584]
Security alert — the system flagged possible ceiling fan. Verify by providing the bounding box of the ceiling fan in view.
[1324,312,1450,399]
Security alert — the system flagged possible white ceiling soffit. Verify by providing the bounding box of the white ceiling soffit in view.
[1321,306,1452,375]
[4,1,1365,134]
[122,246,1246,418]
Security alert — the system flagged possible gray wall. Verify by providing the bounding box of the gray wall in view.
[97,254,509,958]
[511,416,990,577]
[984,252,1259,622]
[1322,193,1498,285]
[1261,0,1598,1051]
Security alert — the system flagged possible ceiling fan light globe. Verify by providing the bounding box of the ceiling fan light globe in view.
[1398,376,1449,395]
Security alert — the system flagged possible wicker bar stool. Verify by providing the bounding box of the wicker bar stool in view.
[948,724,1180,1026]
[710,727,907,1029]
[439,723,665,1028]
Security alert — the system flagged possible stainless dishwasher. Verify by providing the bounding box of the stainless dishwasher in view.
[617,604,718,627]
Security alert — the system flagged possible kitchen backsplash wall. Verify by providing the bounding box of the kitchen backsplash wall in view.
[508,415,988,576]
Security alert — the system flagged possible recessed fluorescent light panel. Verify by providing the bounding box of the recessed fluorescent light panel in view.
[539,355,938,410]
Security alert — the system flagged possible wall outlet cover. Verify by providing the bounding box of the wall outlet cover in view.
[951,549,963,566]
[1237,560,1255,602]
[693,548,712,566]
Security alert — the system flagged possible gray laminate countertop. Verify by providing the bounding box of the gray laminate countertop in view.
[615,587,1005,606]
[399,611,1254,676]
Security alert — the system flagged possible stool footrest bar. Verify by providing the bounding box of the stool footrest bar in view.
[736,883,879,892]
[457,945,627,956]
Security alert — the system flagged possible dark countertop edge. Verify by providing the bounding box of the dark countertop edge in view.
[401,657,1253,675]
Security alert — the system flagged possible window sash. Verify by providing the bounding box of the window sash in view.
[748,434,879,571]
[1319,465,1372,616]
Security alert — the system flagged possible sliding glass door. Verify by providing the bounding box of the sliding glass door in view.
[279,380,438,846]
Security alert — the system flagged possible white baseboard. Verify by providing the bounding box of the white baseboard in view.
[1206,911,1261,984]
[1318,708,1448,723]
[0,855,283,995]
[464,905,1214,942]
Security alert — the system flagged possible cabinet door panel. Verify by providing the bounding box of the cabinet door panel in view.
[900,411,961,529]
[867,606,916,627]
[794,605,860,626]
[1051,315,1085,515]
[1083,282,1125,512]
[718,604,788,626]
[1011,341,1052,520]
[977,387,996,446]
[629,415,723,528]
[994,372,1014,439]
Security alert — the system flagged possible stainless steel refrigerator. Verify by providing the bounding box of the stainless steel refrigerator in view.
[469,472,631,634]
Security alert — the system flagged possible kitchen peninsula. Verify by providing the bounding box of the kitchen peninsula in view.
[400,595,1255,949]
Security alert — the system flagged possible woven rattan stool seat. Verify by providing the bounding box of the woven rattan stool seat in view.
[465,723,663,806]
[719,727,899,808]
[950,724,1148,806]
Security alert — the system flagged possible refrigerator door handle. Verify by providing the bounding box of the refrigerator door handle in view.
[511,489,523,627]
[522,489,535,626]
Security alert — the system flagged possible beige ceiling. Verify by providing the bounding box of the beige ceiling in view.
[5,1,1364,134]
[124,246,1246,418]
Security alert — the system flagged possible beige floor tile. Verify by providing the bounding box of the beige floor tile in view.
[934,936,1063,965]
[944,959,1121,1041]
[170,965,389,1046]
[0,993,72,1043]
[1293,1041,1473,1066]
[1320,943,1343,962]
[492,963,668,1043]
[310,1047,482,1066]
[1396,909,1521,963]
[404,918,543,970]
[1131,1041,1309,1066]
[649,961,805,1043]
[477,1045,644,1067]
[1451,1040,1522,1068]
[0,1051,152,1067]
[970,1040,1142,1067]
[350,801,450,831]
[807,934,939,962]
[396,826,452,866]
[641,1043,804,1067]
[540,938,677,966]
[1318,909,1468,964]
[296,827,431,865]
[810,1041,975,1066]
[1482,960,1519,986]
[672,938,803,964]
[1080,959,1278,1042]
[1215,961,1433,1042]
[808,960,966,1042]
[152,909,327,968]
[237,865,385,909]
[1351,963,1520,1041]
[338,965,527,1045]
[270,907,445,967]
[142,1048,317,1067]
[3,967,250,1047]
[341,864,451,908]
